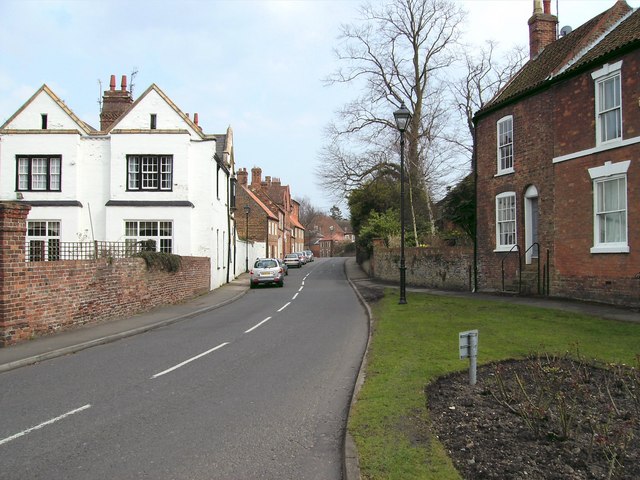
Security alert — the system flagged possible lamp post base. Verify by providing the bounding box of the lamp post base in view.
[399,265,407,304]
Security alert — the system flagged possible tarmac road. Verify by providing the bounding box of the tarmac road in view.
[0,258,368,480]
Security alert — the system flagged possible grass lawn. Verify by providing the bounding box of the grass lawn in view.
[348,289,640,480]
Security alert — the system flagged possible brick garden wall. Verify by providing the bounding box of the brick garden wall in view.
[0,202,210,347]
[372,241,473,291]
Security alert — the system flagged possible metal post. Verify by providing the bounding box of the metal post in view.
[469,332,478,385]
[244,205,250,272]
[393,102,411,305]
[399,129,407,305]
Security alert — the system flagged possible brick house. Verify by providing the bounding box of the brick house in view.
[307,215,347,258]
[0,74,237,289]
[474,0,640,307]
[235,167,305,258]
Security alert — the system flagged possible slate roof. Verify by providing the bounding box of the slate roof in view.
[477,1,639,117]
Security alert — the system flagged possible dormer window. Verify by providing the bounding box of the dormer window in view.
[592,61,622,145]
[41,114,48,130]
[150,114,157,130]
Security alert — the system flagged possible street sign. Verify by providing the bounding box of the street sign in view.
[459,329,478,359]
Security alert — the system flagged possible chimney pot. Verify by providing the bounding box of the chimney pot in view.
[194,113,199,126]
[528,0,557,59]
[100,73,134,131]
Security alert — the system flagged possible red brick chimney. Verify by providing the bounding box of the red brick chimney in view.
[100,74,134,131]
[528,0,557,59]
[251,167,262,187]
[237,168,248,186]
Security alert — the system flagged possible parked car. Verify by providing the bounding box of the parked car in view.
[304,250,314,262]
[295,252,308,264]
[276,258,288,275]
[284,253,302,268]
[250,258,284,288]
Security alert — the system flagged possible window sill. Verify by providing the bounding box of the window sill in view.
[494,169,514,177]
[590,245,629,254]
[494,247,517,253]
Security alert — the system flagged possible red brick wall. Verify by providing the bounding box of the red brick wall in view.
[475,91,556,293]
[475,50,640,307]
[0,203,210,347]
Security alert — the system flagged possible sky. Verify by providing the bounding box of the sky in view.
[0,0,636,212]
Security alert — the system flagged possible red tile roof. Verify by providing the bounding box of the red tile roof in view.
[477,1,638,117]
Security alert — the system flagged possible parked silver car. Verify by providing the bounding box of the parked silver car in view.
[304,250,314,262]
[250,258,285,288]
[276,258,288,275]
[283,253,302,268]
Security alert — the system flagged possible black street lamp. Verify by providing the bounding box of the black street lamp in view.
[243,205,251,271]
[394,102,412,305]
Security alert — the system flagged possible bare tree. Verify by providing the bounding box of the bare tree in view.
[298,196,323,228]
[319,0,465,240]
[448,41,527,162]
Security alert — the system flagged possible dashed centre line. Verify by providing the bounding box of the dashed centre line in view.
[0,404,91,447]
[152,274,309,378]
[277,302,291,312]
[245,317,272,334]
[152,342,229,379]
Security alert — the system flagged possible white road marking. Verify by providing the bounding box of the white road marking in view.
[277,302,291,312]
[298,286,304,292]
[152,342,229,379]
[0,404,91,447]
[292,293,299,300]
[245,317,272,333]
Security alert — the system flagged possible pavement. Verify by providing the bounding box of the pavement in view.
[2,256,639,480]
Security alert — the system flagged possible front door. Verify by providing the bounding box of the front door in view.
[525,186,539,264]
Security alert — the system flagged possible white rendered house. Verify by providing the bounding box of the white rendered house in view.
[0,75,237,289]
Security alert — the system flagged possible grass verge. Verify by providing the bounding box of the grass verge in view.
[348,289,640,480]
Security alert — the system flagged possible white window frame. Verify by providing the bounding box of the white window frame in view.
[591,61,622,146]
[124,220,173,253]
[26,220,61,261]
[495,192,517,251]
[496,115,514,175]
[588,160,630,254]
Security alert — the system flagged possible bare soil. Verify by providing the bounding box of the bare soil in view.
[426,358,640,479]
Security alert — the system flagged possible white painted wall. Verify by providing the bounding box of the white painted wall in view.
[0,85,238,291]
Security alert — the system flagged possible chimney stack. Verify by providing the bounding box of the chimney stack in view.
[528,0,558,59]
[237,168,248,186]
[100,73,134,131]
[251,167,262,186]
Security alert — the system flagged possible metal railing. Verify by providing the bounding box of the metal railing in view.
[25,240,149,262]
[501,243,551,296]
[500,244,521,293]
[523,242,541,294]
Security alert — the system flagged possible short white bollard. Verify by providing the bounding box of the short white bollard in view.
[458,329,478,385]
